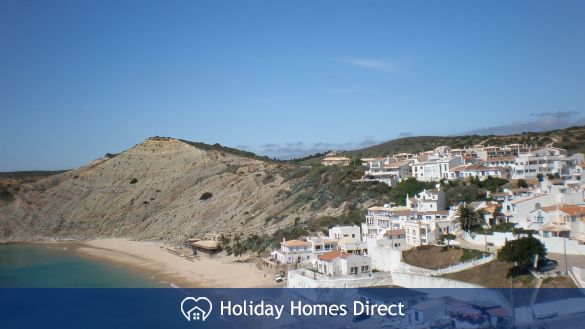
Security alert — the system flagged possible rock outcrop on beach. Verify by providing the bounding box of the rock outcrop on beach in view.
[0,137,347,242]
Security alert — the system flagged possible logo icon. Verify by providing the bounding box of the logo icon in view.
[181,297,213,322]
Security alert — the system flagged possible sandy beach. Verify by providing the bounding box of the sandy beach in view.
[75,239,279,288]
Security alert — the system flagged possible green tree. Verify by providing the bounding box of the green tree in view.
[497,236,546,269]
[439,233,457,251]
[445,184,483,206]
[387,177,436,206]
[482,177,508,193]
[454,204,482,232]
[516,179,529,188]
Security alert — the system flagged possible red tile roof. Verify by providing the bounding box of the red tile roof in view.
[317,250,352,261]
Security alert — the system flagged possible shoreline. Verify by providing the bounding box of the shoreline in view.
[72,239,280,288]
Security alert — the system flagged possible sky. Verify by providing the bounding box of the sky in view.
[1,0,584,171]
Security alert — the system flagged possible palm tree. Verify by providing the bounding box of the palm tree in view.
[454,204,482,232]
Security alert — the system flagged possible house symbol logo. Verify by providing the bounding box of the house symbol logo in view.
[181,297,213,322]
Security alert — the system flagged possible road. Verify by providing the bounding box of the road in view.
[547,252,585,273]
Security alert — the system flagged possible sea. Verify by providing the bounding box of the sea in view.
[0,243,165,288]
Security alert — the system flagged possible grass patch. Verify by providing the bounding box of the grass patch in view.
[540,276,577,288]
[442,260,537,288]
[403,245,487,270]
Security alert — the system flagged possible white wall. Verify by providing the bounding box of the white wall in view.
[395,255,494,276]
[462,231,515,247]
[535,235,585,255]
[366,238,403,272]
[463,231,585,256]
[287,270,392,288]
[391,272,481,288]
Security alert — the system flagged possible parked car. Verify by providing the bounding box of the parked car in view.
[536,258,558,272]
[274,275,283,282]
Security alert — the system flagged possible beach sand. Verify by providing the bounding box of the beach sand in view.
[76,239,279,288]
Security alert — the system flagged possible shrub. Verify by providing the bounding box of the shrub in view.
[199,192,213,200]
[129,178,138,184]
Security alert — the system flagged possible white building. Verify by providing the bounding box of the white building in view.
[411,156,463,181]
[306,237,338,255]
[448,164,507,180]
[406,188,446,212]
[504,187,585,230]
[271,239,313,264]
[316,250,372,276]
[363,157,411,186]
[511,147,582,180]
[383,229,406,249]
[328,225,360,240]
[527,204,585,239]
[362,206,414,239]
[404,211,454,246]
[321,152,351,166]
[337,237,368,255]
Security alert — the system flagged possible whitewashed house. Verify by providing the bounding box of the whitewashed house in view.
[271,239,312,264]
[316,250,371,276]
[363,157,411,186]
[383,229,406,249]
[337,237,368,255]
[411,155,463,181]
[362,206,414,238]
[328,225,360,240]
[448,164,507,180]
[528,204,585,239]
[321,152,351,166]
[406,188,446,212]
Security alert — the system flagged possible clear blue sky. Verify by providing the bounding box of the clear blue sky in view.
[1,0,584,170]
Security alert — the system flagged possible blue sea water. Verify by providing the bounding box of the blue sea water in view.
[0,243,164,287]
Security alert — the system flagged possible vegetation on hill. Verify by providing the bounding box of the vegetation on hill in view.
[220,208,365,256]
[280,164,390,210]
[387,178,436,206]
[0,170,68,206]
[348,125,585,158]
[0,171,68,179]
[178,138,281,163]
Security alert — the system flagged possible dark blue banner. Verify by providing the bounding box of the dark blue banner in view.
[1,288,585,328]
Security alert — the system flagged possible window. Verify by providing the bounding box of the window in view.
[350,267,358,274]
[361,266,369,273]
[536,211,544,223]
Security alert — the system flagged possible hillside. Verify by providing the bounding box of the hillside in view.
[347,125,585,158]
[2,125,584,244]
[0,171,67,208]
[0,137,385,243]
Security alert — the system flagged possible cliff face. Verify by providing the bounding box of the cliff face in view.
[0,138,345,242]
